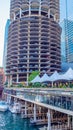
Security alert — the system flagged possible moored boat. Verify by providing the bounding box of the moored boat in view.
[9,102,21,114]
[0,101,8,112]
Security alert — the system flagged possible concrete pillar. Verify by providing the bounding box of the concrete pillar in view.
[54,14,59,22]
[26,82,28,86]
[48,9,50,18]
[7,95,11,104]
[17,74,19,83]
[26,72,29,86]
[29,1,31,16]
[7,95,9,103]
[14,13,15,20]
[10,75,12,86]
[25,101,27,117]
[52,82,53,87]
[68,115,70,128]
[47,109,51,130]
[39,1,41,16]
[34,104,36,122]
[14,97,17,103]
[20,8,22,18]
[54,14,56,21]
[72,116,73,129]
[8,76,10,87]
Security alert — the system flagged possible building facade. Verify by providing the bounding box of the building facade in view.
[61,19,73,63]
[0,68,6,87]
[3,19,10,73]
[6,0,61,85]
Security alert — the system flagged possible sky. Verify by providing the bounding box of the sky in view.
[0,0,73,67]
[0,0,10,66]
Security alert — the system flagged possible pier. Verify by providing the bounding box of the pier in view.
[3,88,73,130]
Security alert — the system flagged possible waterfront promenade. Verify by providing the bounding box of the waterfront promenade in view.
[4,88,73,115]
[3,88,73,130]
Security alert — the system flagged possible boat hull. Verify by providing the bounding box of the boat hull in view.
[0,107,8,112]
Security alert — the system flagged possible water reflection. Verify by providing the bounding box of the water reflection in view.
[0,112,39,130]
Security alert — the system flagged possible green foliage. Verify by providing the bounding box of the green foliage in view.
[28,71,40,82]
[62,85,66,88]
[28,82,48,88]
[18,83,24,88]
[58,84,67,88]
[28,82,32,86]
[33,82,41,88]
[10,84,14,88]
[69,83,73,88]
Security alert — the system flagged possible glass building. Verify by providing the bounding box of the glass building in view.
[3,19,10,73]
[61,19,73,63]
[6,0,61,86]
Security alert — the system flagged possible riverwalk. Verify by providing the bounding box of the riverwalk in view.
[3,88,73,130]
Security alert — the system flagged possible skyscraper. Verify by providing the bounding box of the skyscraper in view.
[3,19,10,73]
[6,0,61,86]
[61,19,73,63]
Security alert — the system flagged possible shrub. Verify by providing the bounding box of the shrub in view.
[18,83,24,88]
[10,84,14,87]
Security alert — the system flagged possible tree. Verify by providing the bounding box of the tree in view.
[28,71,40,82]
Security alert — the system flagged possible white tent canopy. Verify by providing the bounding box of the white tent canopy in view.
[62,68,73,80]
[31,67,73,84]
[48,68,73,82]
[40,73,50,82]
[31,75,41,83]
[49,71,61,82]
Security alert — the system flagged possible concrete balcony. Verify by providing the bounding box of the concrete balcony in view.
[10,67,18,70]
[18,61,27,64]
[18,66,27,69]
[18,70,27,73]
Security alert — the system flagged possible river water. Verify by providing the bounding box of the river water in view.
[0,111,40,130]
